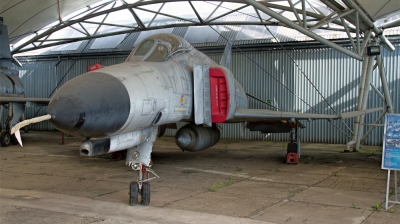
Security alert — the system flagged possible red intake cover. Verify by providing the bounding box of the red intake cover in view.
[88,63,103,71]
[209,67,230,123]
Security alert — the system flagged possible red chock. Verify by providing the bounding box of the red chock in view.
[286,152,298,164]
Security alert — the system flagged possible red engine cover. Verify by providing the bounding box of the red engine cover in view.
[209,67,230,123]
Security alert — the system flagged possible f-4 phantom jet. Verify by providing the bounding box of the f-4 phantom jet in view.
[12,33,383,205]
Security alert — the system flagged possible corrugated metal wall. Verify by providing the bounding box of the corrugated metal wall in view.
[205,46,400,145]
[14,46,399,145]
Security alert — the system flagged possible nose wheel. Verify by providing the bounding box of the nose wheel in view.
[129,181,139,205]
[129,163,158,206]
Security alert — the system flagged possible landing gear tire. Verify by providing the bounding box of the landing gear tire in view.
[1,132,11,147]
[141,182,150,205]
[129,181,139,205]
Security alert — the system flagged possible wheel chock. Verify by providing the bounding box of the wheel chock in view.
[286,152,298,164]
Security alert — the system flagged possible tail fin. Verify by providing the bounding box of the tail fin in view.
[219,40,232,70]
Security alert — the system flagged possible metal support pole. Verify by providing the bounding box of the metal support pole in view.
[356,11,360,54]
[377,55,394,113]
[396,171,399,202]
[302,0,306,28]
[361,110,387,143]
[370,83,385,101]
[347,55,369,151]
[386,170,391,210]
[355,55,375,151]
[385,170,400,210]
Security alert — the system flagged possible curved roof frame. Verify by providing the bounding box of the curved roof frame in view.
[10,0,396,60]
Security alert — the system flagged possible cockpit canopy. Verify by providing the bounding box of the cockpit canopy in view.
[127,33,191,62]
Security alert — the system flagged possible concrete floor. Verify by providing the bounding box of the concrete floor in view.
[1,131,399,224]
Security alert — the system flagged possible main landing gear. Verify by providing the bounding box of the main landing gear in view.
[1,102,24,147]
[286,126,300,164]
[1,131,12,147]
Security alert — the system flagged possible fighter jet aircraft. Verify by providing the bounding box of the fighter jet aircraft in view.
[0,18,49,147]
[11,33,383,205]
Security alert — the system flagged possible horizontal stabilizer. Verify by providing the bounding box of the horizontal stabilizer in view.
[0,96,50,106]
[233,107,385,122]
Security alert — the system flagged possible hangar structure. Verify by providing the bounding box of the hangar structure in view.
[1,0,400,150]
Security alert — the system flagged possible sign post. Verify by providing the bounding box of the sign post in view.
[382,114,400,210]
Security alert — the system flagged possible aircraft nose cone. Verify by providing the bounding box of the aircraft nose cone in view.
[47,97,81,131]
[47,71,131,138]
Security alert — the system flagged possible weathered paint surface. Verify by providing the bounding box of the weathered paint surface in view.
[16,45,400,145]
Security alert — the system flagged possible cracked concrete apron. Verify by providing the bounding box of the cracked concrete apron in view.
[1,132,399,224]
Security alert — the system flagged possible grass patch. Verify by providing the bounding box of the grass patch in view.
[352,203,360,209]
[210,177,234,192]
[372,204,380,211]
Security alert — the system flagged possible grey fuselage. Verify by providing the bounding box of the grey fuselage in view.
[47,34,247,138]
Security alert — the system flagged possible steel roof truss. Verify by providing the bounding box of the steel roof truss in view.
[302,0,307,28]
[340,17,357,51]
[127,7,146,28]
[309,9,354,31]
[360,29,372,56]
[69,25,89,37]
[206,2,223,22]
[82,21,137,29]
[10,0,396,55]
[147,2,165,27]
[87,1,115,17]
[243,0,362,60]
[135,5,199,25]
[288,0,303,26]
[305,0,324,15]
[93,10,112,35]
[206,4,248,23]
[189,1,204,23]
[78,22,91,37]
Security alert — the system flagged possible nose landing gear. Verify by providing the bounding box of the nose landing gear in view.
[129,163,158,205]
[126,130,158,206]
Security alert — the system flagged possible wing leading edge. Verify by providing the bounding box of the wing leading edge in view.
[233,107,385,122]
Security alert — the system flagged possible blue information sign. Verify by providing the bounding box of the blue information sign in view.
[382,114,400,170]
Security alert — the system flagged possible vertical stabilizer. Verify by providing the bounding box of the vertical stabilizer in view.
[219,40,232,70]
[0,17,12,68]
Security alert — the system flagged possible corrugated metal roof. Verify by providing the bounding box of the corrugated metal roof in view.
[13,7,400,57]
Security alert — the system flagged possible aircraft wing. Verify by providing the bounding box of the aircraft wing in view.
[0,96,50,107]
[233,107,385,122]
